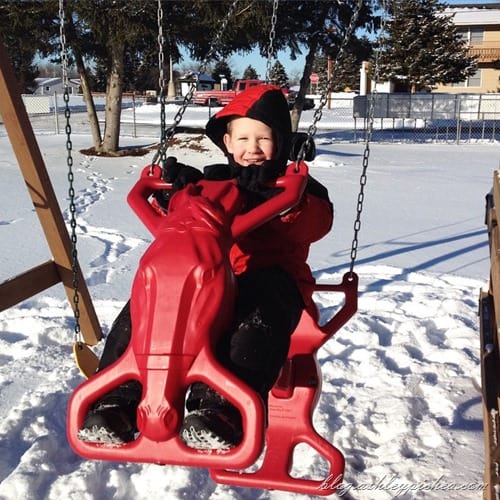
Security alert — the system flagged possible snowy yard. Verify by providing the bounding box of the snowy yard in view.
[0,108,497,498]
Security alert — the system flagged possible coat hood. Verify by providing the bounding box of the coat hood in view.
[205,84,292,171]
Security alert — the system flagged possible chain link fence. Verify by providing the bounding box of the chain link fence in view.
[352,93,500,144]
[8,92,500,144]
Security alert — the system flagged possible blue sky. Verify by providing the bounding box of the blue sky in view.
[179,46,305,80]
[230,49,305,79]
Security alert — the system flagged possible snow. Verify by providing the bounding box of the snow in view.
[0,103,497,499]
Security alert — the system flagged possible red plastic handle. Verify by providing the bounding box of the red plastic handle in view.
[127,162,309,238]
[126,164,173,236]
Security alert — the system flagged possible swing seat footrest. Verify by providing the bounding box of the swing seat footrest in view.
[210,355,345,496]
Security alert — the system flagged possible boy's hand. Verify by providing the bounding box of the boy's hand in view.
[203,163,232,180]
[162,156,203,190]
[153,156,203,210]
[232,161,284,210]
[233,161,283,191]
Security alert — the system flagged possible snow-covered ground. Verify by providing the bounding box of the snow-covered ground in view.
[0,103,497,499]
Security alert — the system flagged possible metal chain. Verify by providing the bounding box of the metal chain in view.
[157,0,167,168]
[59,0,82,343]
[152,0,241,166]
[265,0,279,82]
[348,0,387,276]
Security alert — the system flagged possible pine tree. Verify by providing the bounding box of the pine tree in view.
[313,53,328,92]
[242,65,259,80]
[378,0,477,92]
[269,60,288,86]
[313,49,365,93]
[212,60,233,87]
[0,1,58,93]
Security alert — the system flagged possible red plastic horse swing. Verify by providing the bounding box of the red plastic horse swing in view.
[67,161,357,496]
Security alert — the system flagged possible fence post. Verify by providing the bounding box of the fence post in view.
[132,92,137,138]
[54,91,60,135]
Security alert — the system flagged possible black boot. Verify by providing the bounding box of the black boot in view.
[77,381,141,446]
[180,382,243,450]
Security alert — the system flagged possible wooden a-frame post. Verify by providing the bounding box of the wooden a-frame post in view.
[0,40,102,346]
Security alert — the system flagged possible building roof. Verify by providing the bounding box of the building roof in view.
[179,72,215,82]
[445,4,500,25]
[34,77,80,87]
[34,77,62,86]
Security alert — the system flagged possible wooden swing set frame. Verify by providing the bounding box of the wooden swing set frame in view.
[0,41,102,346]
[480,170,500,500]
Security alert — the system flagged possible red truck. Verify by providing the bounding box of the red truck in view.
[192,79,315,110]
[192,79,263,106]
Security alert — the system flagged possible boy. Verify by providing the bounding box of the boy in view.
[78,85,333,450]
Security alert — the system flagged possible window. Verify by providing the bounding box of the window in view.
[457,28,468,42]
[459,27,484,45]
[451,69,482,88]
[470,27,484,44]
[457,27,484,45]
[467,69,481,87]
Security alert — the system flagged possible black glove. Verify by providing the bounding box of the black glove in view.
[289,132,316,161]
[230,160,284,210]
[153,156,203,210]
[162,156,203,189]
[203,163,232,181]
[231,160,284,191]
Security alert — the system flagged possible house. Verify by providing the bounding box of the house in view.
[434,2,500,94]
[177,72,215,97]
[33,77,80,95]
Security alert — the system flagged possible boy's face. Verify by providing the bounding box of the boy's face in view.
[223,117,275,166]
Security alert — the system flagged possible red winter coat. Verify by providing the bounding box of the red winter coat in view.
[205,84,334,310]
[229,183,333,310]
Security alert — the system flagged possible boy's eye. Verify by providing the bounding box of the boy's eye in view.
[234,135,272,143]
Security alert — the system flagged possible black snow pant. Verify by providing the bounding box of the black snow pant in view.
[95,265,304,412]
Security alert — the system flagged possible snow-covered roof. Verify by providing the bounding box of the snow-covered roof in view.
[179,72,215,82]
[34,77,80,87]
[34,77,62,86]
[444,6,500,25]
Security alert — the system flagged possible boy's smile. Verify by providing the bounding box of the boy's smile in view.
[223,117,275,166]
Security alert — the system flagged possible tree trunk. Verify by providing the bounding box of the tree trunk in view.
[74,51,102,149]
[67,17,102,150]
[290,37,319,132]
[99,43,124,154]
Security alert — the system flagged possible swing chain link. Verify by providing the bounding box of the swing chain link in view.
[152,0,241,168]
[59,0,82,342]
[265,0,279,83]
[348,0,387,276]
[295,0,364,168]
[156,0,167,169]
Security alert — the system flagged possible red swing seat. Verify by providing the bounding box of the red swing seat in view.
[66,162,357,496]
